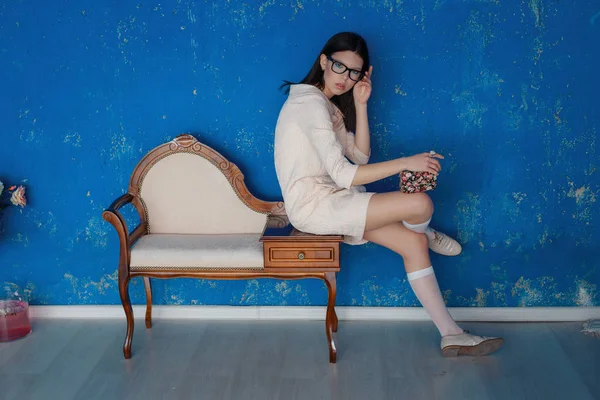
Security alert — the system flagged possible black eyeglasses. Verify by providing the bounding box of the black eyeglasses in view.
[326,55,365,82]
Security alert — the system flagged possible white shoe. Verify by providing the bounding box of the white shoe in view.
[428,229,462,256]
[441,330,504,357]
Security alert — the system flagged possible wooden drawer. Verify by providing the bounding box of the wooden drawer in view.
[263,242,340,270]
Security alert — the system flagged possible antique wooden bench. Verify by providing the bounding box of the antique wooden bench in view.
[103,134,343,362]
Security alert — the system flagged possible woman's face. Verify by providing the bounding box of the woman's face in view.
[319,51,364,99]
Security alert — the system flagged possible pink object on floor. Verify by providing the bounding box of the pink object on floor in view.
[0,300,32,342]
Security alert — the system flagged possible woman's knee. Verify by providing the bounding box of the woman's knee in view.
[407,193,434,220]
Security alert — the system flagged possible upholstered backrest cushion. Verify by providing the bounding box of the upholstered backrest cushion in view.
[139,152,267,234]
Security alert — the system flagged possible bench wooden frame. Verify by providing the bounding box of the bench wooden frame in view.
[103,134,342,362]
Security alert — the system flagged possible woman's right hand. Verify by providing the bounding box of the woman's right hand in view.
[402,152,444,175]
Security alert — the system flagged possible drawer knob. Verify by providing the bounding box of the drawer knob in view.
[297,252,305,260]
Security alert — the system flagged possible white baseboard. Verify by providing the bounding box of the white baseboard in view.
[29,305,600,322]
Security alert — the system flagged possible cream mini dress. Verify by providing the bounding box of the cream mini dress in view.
[274,84,375,245]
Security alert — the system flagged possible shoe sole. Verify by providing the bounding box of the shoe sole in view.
[431,251,462,257]
[442,338,504,357]
[430,249,462,257]
[428,247,462,257]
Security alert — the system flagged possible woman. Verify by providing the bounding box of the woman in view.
[274,32,503,356]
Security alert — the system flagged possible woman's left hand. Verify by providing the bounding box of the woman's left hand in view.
[354,66,373,105]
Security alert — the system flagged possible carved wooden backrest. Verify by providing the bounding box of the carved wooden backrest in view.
[129,134,284,234]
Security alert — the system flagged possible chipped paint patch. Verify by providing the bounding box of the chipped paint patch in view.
[69,216,109,251]
[258,0,276,17]
[538,227,551,247]
[528,0,543,28]
[372,123,391,159]
[84,217,109,248]
[501,192,529,225]
[64,132,82,147]
[575,279,597,307]
[567,184,596,206]
[235,128,259,156]
[472,288,489,307]
[275,281,292,298]
[512,277,543,306]
[504,231,523,249]
[85,271,118,295]
[292,284,311,305]
[382,0,404,14]
[512,192,527,205]
[478,69,504,95]
[454,287,491,307]
[359,278,413,306]
[511,277,559,306]
[291,0,304,15]
[27,210,57,236]
[63,271,118,302]
[452,90,487,129]
[236,280,311,306]
[566,182,597,224]
[108,131,134,161]
[455,193,482,244]
[12,233,29,247]
[116,14,147,66]
[490,282,507,306]
[240,280,259,304]
[506,85,529,131]
[169,294,186,305]
[187,9,197,23]
[394,85,407,96]
[18,109,41,143]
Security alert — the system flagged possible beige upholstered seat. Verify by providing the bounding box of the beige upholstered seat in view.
[130,233,264,270]
[130,151,268,270]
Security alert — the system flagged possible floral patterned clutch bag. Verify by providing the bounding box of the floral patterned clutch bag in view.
[399,171,437,193]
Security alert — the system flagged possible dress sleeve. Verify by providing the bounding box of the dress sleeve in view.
[302,97,359,189]
[339,130,370,165]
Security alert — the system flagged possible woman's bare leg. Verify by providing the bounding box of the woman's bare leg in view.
[365,191,462,256]
[364,192,433,232]
[362,200,504,356]
[363,222,463,336]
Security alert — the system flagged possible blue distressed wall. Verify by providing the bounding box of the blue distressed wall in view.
[1,1,598,307]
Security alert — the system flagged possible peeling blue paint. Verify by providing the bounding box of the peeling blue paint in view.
[0,0,598,307]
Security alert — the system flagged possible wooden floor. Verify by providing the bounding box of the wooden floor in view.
[1,319,599,400]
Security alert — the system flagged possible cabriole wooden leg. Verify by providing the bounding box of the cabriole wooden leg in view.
[119,273,134,359]
[333,308,338,333]
[324,272,337,363]
[143,277,152,329]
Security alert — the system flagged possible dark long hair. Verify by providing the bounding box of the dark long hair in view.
[280,32,370,133]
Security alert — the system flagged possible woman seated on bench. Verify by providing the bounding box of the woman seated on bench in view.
[273,31,504,357]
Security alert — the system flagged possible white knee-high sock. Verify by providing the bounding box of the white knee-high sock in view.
[402,218,430,233]
[403,218,435,240]
[407,266,463,337]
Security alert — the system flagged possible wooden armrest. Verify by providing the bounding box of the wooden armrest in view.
[107,193,134,212]
[102,193,147,253]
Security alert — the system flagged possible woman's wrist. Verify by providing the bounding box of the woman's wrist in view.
[394,157,407,173]
[355,102,368,110]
